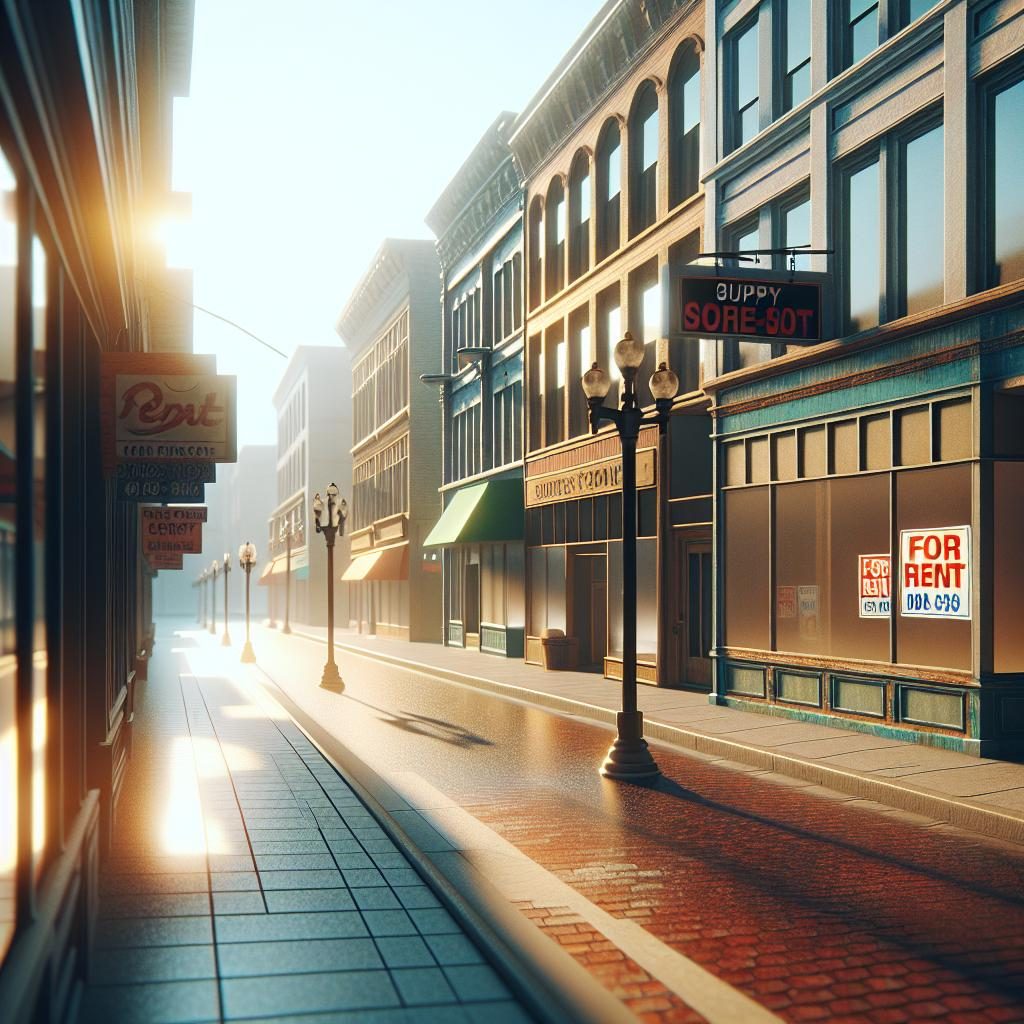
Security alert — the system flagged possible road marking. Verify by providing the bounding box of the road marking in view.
[388,772,784,1024]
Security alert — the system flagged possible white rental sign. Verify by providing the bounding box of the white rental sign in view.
[899,526,971,619]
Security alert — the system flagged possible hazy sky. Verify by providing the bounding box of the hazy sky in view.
[173,0,601,447]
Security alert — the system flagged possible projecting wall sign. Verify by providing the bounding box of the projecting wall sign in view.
[525,449,656,507]
[663,265,831,346]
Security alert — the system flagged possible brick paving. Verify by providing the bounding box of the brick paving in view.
[512,900,707,1024]
[78,638,534,1024]
[460,751,1024,1024]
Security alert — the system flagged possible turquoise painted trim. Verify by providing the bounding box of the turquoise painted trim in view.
[717,694,976,753]
[716,306,1024,435]
[295,565,309,582]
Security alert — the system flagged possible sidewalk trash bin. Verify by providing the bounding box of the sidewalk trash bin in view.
[540,628,578,671]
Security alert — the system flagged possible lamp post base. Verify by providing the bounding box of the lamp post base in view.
[208,624,215,635]
[282,623,292,635]
[240,641,256,664]
[319,661,344,693]
[221,632,231,647]
[600,711,660,780]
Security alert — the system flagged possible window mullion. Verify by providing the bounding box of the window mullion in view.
[879,137,894,326]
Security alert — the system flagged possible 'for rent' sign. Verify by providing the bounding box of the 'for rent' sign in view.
[899,527,971,619]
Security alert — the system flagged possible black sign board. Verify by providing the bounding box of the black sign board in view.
[665,265,831,346]
[115,462,215,502]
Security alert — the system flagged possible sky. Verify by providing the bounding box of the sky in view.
[172,0,602,447]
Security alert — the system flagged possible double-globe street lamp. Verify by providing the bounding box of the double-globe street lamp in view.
[238,541,257,663]
[280,515,294,634]
[221,553,232,646]
[312,483,347,693]
[209,560,219,635]
[580,331,679,781]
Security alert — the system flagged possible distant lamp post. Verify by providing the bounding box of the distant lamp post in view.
[221,552,232,646]
[239,542,257,663]
[581,333,679,781]
[197,570,206,625]
[209,560,219,635]
[280,516,293,635]
[312,482,348,692]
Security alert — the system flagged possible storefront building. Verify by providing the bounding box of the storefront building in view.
[261,346,352,628]
[510,0,712,685]
[423,115,527,657]
[703,0,1024,755]
[337,240,442,641]
[0,0,194,1016]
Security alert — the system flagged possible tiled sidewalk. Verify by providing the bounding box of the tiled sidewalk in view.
[79,635,532,1024]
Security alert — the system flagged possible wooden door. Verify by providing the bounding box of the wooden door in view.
[675,539,711,688]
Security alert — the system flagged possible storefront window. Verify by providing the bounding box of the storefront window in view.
[527,546,565,634]
[0,147,16,963]
[988,77,1024,287]
[724,487,770,649]
[31,237,47,878]
[895,464,972,670]
[606,539,658,659]
[506,544,525,629]
[994,462,1024,672]
[902,125,944,316]
[775,475,890,661]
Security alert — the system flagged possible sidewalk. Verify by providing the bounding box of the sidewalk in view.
[78,632,542,1024]
[289,622,1024,845]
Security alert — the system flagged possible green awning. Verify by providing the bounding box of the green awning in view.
[423,479,524,547]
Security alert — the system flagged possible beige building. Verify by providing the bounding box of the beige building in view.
[336,240,443,641]
[510,0,711,686]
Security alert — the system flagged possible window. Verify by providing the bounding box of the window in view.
[546,178,565,296]
[669,43,701,207]
[629,261,660,407]
[568,153,590,282]
[845,0,879,68]
[780,193,811,271]
[352,310,409,443]
[630,83,659,236]
[782,0,811,111]
[596,120,621,262]
[568,306,590,439]
[493,377,522,466]
[842,119,944,333]
[729,17,759,152]
[452,403,482,480]
[352,434,409,529]
[492,252,522,344]
[528,198,543,308]
[545,323,566,446]
[902,0,935,26]
[528,334,542,452]
[982,74,1024,289]
[596,285,621,392]
[0,148,15,962]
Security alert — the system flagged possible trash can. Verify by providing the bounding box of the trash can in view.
[540,628,578,671]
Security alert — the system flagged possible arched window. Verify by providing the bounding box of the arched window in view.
[669,43,701,207]
[630,83,659,236]
[545,177,565,297]
[528,197,543,309]
[596,120,621,262]
[568,151,591,282]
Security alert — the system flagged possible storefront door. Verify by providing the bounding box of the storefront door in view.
[572,552,606,671]
[463,562,480,645]
[675,538,711,688]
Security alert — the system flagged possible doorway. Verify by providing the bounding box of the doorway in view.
[463,562,480,646]
[675,538,711,688]
[571,552,607,671]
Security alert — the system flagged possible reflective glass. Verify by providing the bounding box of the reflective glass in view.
[724,487,770,649]
[783,198,811,271]
[849,3,878,65]
[641,107,658,173]
[31,238,46,878]
[604,140,620,201]
[846,159,880,331]
[993,79,1024,285]
[0,147,15,964]
[736,22,758,108]
[903,125,944,315]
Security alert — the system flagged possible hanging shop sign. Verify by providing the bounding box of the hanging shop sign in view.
[115,462,216,502]
[665,265,830,345]
[146,551,184,571]
[140,506,206,556]
[100,353,236,476]
[899,527,971,619]
[525,449,656,507]
[858,554,891,618]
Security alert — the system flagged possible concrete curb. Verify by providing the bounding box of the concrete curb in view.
[309,632,1024,847]
[256,666,635,1024]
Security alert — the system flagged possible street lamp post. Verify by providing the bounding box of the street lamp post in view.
[239,542,257,663]
[312,483,347,692]
[209,559,219,635]
[197,570,206,625]
[280,516,293,635]
[580,332,679,781]
[221,552,232,646]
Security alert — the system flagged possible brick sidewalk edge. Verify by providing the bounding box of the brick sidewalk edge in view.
[305,631,1024,847]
